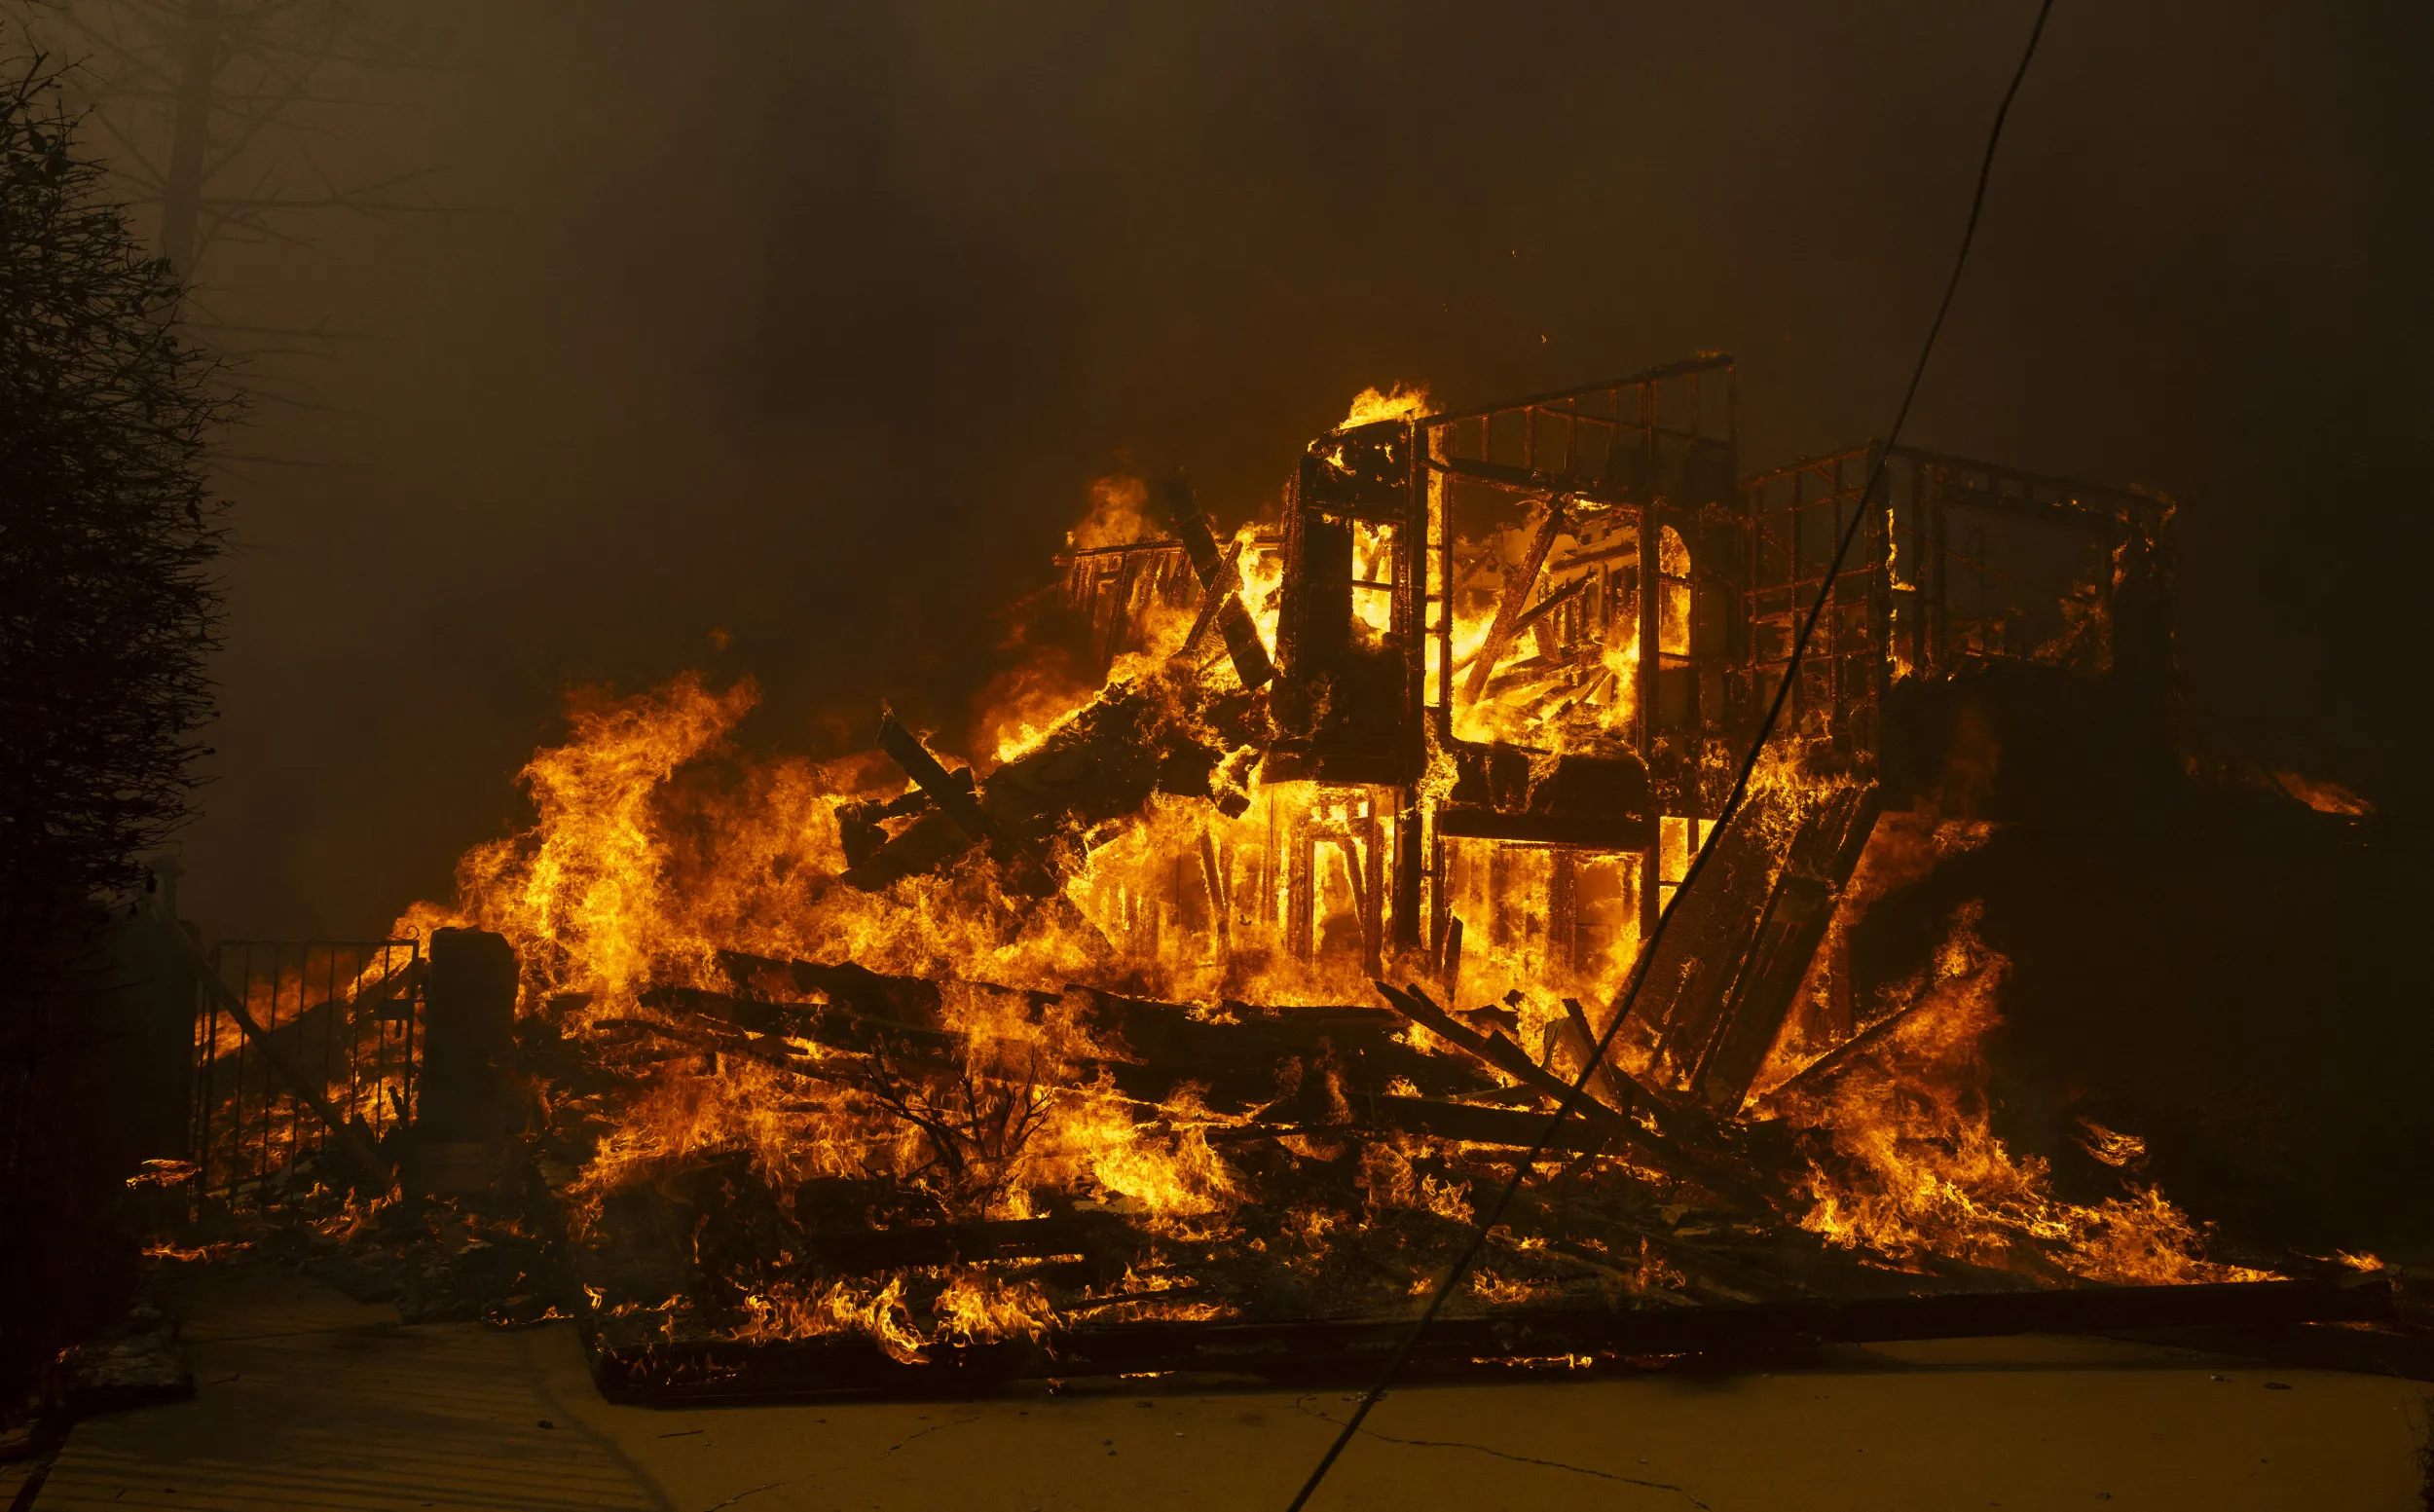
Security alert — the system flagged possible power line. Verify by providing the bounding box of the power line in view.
[1282,3,2057,1506]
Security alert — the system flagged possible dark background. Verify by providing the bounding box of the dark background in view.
[154,0,2431,940]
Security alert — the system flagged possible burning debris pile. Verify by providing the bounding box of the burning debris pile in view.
[372,356,2396,1395]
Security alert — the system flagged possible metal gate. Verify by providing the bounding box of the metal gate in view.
[190,940,423,1208]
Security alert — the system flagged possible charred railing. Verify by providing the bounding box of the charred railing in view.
[189,939,421,1209]
[1740,441,2177,762]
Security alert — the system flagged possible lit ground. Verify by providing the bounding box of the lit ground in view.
[21,1265,2427,1511]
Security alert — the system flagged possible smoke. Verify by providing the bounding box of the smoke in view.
[166,0,2432,936]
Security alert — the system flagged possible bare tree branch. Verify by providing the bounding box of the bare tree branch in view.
[48,10,175,88]
[18,0,458,418]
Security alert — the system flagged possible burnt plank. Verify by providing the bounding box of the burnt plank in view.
[1064,984,1493,1107]
[1622,786,1796,1088]
[1559,996,1635,1114]
[1431,807,1655,851]
[689,958,1493,1109]
[875,705,1009,854]
[1213,1091,1607,1153]
[1373,982,1756,1201]
[592,1277,2396,1402]
[799,1211,1143,1277]
[1350,1093,1606,1153]
[1690,782,1885,1113]
[1159,475,1276,690]
[641,983,960,1060]
[717,951,952,1030]
[1460,501,1568,709]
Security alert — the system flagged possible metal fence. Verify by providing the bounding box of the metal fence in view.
[190,940,423,1207]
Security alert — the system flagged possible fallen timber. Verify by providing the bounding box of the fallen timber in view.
[610,1000,1610,1156]
[796,1210,1143,1280]
[1230,1092,1614,1155]
[586,1275,2399,1403]
[641,960,1498,1113]
[634,957,1775,1193]
[1372,980,1762,1202]
[569,950,2390,1400]
[1159,475,1275,690]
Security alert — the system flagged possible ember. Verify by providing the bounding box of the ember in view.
[376,356,2363,1392]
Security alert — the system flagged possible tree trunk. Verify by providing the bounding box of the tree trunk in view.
[159,0,221,277]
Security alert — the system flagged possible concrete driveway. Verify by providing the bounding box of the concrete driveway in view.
[26,1265,2427,1511]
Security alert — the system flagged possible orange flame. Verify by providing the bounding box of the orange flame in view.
[1342,382,1430,428]
[1767,903,2267,1285]
[381,461,2261,1346]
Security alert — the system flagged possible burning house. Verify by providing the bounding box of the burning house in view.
[178,354,2406,1402]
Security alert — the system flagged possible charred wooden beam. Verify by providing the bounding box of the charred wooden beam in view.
[1335,835,1369,938]
[1431,454,1630,508]
[717,952,950,1029]
[1630,783,1813,1089]
[1159,475,1275,690]
[1373,981,1754,1201]
[1446,593,1590,677]
[1175,537,1244,663]
[595,1014,859,1089]
[1495,1184,1806,1306]
[875,705,1018,858]
[836,784,957,871]
[1437,913,1464,1003]
[1689,782,1885,1113]
[1197,830,1230,952]
[1065,983,1490,1108]
[1342,1093,1608,1154]
[1559,996,1634,1114]
[591,1276,2395,1402]
[1460,500,1568,709]
[1762,971,1939,1104]
[798,1211,1143,1277]
[1474,653,1578,701]
[1418,355,1738,429]
[721,950,1431,1059]
[639,984,963,1061]
[1431,807,1654,851]
[680,957,1493,1108]
[1506,572,1595,641]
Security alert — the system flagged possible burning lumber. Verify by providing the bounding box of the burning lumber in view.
[554,931,2280,1390]
[1369,980,1748,1196]
[1460,499,1570,708]
[846,678,1243,892]
[876,706,1024,861]
[1160,475,1275,691]
[370,359,2306,1398]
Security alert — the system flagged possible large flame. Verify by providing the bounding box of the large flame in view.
[1765,903,2263,1285]
[370,393,2257,1355]
[1342,382,1430,428]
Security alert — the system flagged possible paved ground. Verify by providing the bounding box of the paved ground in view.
[25,1265,2430,1511]
[25,1268,658,1512]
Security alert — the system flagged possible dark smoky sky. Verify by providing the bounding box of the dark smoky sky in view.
[156,0,2432,939]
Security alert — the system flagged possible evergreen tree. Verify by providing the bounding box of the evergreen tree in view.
[0,55,230,1405]
[0,55,230,943]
